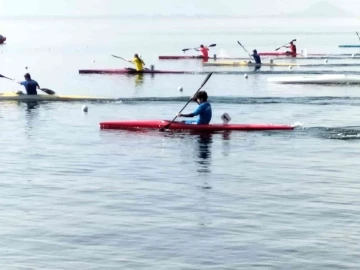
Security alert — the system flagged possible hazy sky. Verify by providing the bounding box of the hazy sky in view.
[0,0,357,16]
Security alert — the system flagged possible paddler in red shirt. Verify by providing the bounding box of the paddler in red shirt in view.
[286,41,297,57]
[196,45,209,60]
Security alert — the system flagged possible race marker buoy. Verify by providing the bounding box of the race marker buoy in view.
[244,74,248,79]
[324,59,328,63]
[289,66,292,70]
[178,86,183,92]
[352,54,355,58]
[82,105,88,112]
[221,113,231,124]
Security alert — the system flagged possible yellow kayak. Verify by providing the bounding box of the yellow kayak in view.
[203,61,298,67]
[0,92,116,101]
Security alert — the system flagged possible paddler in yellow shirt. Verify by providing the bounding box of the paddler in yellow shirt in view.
[131,54,145,72]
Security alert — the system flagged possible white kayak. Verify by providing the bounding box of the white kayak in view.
[267,74,360,84]
[0,92,116,101]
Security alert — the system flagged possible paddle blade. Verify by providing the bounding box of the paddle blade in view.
[41,88,55,95]
[0,74,14,80]
[182,48,190,52]
[208,44,216,47]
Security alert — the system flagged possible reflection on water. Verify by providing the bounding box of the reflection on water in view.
[24,101,40,137]
[134,73,144,87]
[196,133,212,174]
[24,101,39,111]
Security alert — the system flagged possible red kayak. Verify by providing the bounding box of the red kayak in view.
[158,55,250,60]
[159,55,204,60]
[100,120,294,131]
[79,69,187,74]
[0,36,6,44]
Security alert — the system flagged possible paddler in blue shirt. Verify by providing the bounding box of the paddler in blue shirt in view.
[251,49,261,71]
[18,73,40,95]
[178,91,212,124]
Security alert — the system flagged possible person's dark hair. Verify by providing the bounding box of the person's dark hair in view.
[253,49,257,54]
[134,53,139,58]
[24,73,31,79]
[195,91,208,101]
[200,45,204,48]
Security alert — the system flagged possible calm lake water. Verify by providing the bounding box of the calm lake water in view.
[0,16,360,269]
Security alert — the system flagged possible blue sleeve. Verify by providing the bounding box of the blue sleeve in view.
[20,81,26,86]
[192,104,204,116]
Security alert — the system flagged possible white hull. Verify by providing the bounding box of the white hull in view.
[267,74,360,84]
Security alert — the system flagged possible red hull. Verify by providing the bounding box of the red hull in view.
[159,55,253,60]
[100,120,294,131]
[159,55,204,60]
[79,69,186,74]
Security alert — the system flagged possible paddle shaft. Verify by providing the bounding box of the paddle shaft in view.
[237,41,253,61]
[160,72,213,131]
[111,55,135,64]
[356,32,360,43]
[182,44,216,52]
[275,39,296,51]
[111,55,146,67]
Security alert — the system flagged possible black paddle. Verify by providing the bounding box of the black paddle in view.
[237,41,254,61]
[275,39,296,51]
[111,54,135,64]
[0,74,55,95]
[111,54,149,70]
[182,44,216,52]
[159,72,213,132]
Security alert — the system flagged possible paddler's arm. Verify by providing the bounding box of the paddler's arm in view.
[178,113,195,117]
[179,103,203,117]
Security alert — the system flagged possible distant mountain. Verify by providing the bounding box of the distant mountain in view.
[284,1,353,18]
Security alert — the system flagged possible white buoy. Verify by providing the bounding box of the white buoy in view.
[82,105,88,112]
[289,66,292,70]
[244,74,248,79]
[25,66,28,69]
[178,86,183,92]
[93,60,95,63]
[324,59,328,63]
[352,54,355,58]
